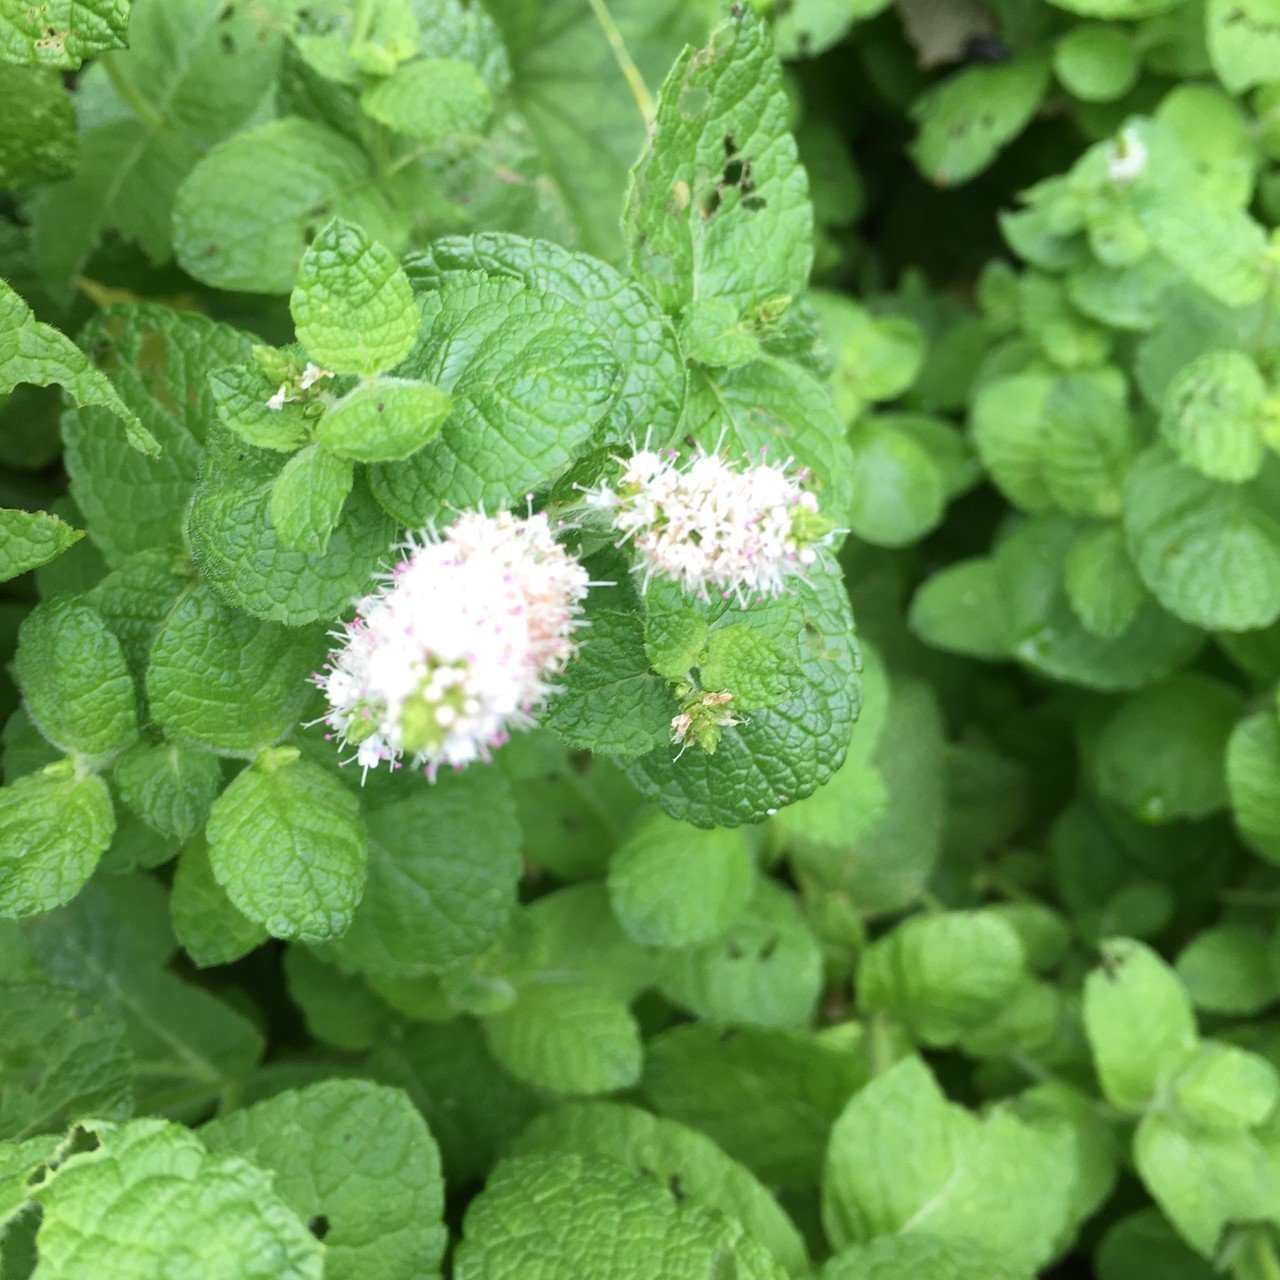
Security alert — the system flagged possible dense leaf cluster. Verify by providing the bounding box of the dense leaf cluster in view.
[5,0,1280,1277]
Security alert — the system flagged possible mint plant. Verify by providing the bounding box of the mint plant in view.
[8,0,1280,1276]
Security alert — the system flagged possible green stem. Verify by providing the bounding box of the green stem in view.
[586,0,655,122]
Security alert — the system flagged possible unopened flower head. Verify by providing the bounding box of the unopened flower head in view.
[266,361,332,411]
[590,446,835,602]
[316,510,588,779]
[671,689,740,757]
[1107,126,1147,185]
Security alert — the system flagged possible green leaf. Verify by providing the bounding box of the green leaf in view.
[1172,1040,1280,1132]
[368,1019,543,1187]
[1046,0,1183,13]
[644,601,710,680]
[995,514,1204,690]
[1125,445,1280,631]
[642,1022,865,1190]
[174,118,407,294]
[28,120,196,293]
[147,584,323,753]
[626,7,812,347]
[1083,938,1198,1110]
[970,371,1054,513]
[315,379,452,462]
[1159,349,1268,482]
[822,1057,1073,1274]
[31,1118,323,1279]
[0,65,74,186]
[455,1153,788,1280]
[504,737,641,880]
[205,753,368,942]
[1053,23,1138,101]
[628,566,860,827]
[910,53,1050,186]
[3,709,64,786]
[325,766,521,979]
[1207,0,1280,92]
[25,879,265,1117]
[0,0,129,67]
[521,882,652,1001]
[1134,1113,1280,1257]
[483,979,642,1096]
[1176,927,1276,1016]
[1064,524,1146,640]
[657,880,822,1027]
[282,946,391,1051]
[14,596,136,759]
[404,232,686,450]
[188,427,397,626]
[909,558,1013,660]
[972,370,1135,518]
[485,0,704,260]
[698,620,801,711]
[290,218,420,377]
[786,675,946,917]
[0,281,156,456]
[1092,675,1241,823]
[683,357,856,526]
[772,0,891,57]
[857,911,1027,1047]
[0,981,131,1141]
[106,0,293,139]
[60,560,178,706]
[202,1080,447,1280]
[1227,711,1280,860]
[545,607,677,757]
[825,1236,1021,1280]
[210,357,313,453]
[608,811,753,949]
[772,737,888,856]
[367,273,618,523]
[268,444,354,554]
[1096,1210,1218,1280]
[27,0,304,284]
[62,305,253,564]
[170,836,269,969]
[812,293,923,418]
[846,419,946,547]
[1040,373,1137,517]
[361,56,491,140]
[0,509,82,583]
[1130,124,1268,307]
[112,741,221,843]
[511,1101,809,1276]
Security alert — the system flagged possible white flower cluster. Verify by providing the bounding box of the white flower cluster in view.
[591,447,832,602]
[316,510,588,779]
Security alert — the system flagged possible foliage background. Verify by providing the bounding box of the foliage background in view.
[5,0,1280,1277]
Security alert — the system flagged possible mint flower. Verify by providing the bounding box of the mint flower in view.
[317,511,588,779]
[591,447,835,602]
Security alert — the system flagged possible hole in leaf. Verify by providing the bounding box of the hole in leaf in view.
[309,1214,330,1241]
